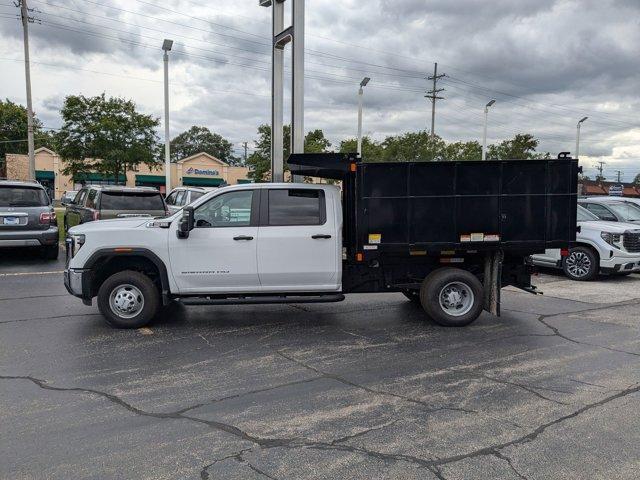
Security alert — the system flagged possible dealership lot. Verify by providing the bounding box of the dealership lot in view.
[1,249,640,479]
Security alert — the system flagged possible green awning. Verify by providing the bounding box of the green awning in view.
[36,170,55,180]
[182,177,225,187]
[136,174,165,184]
[236,179,252,184]
[75,172,126,182]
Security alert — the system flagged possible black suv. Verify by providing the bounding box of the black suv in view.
[0,180,59,259]
[64,185,168,229]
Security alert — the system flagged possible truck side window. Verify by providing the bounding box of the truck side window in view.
[165,191,177,206]
[268,189,325,226]
[194,190,253,227]
[175,190,186,206]
[75,189,88,206]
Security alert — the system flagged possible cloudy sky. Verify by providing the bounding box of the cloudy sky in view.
[1,0,638,180]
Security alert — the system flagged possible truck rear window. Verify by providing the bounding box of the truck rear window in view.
[268,189,325,225]
[100,192,165,211]
[0,187,49,207]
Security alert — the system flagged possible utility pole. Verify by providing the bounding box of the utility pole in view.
[597,161,606,181]
[243,141,248,163]
[426,62,445,138]
[18,0,36,181]
[616,170,622,183]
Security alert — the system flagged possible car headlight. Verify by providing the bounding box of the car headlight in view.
[601,231,622,249]
[69,233,85,257]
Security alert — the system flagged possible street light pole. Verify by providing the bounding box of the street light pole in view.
[162,39,173,194]
[482,99,496,161]
[576,116,588,159]
[356,77,370,157]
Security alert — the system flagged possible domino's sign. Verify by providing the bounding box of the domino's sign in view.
[185,167,219,176]
[609,185,623,196]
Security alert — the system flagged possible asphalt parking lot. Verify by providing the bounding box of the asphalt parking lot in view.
[2,247,640,480]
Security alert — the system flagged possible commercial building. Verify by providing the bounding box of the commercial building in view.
[579,179,640,197]
[5,148,251,199]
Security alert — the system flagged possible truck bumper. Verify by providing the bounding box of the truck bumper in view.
[0,226,59,247]
[600,253,640,274]
[64,268,93,305]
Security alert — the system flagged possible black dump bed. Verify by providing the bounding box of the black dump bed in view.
[289,153,578,256]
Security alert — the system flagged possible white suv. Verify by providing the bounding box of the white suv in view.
[532,205,640,280]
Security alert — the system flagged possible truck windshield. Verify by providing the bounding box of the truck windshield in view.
[100,192,165,210]
[0,186,49,207]
[607,202,640,222]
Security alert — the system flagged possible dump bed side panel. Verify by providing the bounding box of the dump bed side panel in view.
[358,159,578,254]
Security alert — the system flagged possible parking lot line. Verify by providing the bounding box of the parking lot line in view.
[0,271,64,277]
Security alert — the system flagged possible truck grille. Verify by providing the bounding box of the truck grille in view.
[623,231,640,252]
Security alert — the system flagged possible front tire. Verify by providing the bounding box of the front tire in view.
[420,268,484,327]
[97,270,160,328]
[562,246,598,281]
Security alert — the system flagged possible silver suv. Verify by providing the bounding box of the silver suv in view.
[0,180,59,259]
[165,186,216,214]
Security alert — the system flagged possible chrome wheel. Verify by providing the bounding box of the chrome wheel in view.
[565,251,592,278]
[109,284,145,319]
[438,281,474,317]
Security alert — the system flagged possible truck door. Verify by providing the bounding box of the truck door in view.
[168,189,260,293]
[257,187,340,292]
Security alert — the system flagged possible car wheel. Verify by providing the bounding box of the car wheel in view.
[41,244,59,260]
[420,268,484,327]
[97,270,160,328]
[562,247,598,281]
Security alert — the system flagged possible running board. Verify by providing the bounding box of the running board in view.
[179,293,345,306]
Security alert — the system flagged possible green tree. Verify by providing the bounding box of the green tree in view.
[246,124,291,182]
[338,136,385,162]
[634,173,640,185]
[0,99,56,161]
[443,140,483,160]
[487,133,547,160]
[57,94,159,183]
[304,128,331,153]
[170,125,239,165]
[381,131,446,162]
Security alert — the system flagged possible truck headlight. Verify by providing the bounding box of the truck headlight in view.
[601,232,622,249]
[70,234,85,257]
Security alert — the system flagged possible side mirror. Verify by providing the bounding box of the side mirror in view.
[177,206,194,239]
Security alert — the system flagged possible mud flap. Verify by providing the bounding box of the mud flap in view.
[483,250,503,316]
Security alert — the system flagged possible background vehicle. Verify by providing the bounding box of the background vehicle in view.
[64,153,578,329]
[532,205,640,280]
[165,186,216,214]
[578,198,640,224]
[64,185,168,230]
[0,180,59,259]
[60,190,80,206]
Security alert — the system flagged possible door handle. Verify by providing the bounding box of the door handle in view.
[233,235,254,241]
[311,234,332,239]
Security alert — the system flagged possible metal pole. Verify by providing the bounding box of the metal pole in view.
[575,123,580,159]
[482,106,488,161]
[430,62,437,138]
[357,86,363,157]
[20,0,35,181]
[291,0,304,183]
[163,50,171,193]
[271,2,284,183]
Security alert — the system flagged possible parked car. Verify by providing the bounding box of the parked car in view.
[0,180,59,259]
[165,186,216,214]
[60,190,80,206]
[578,197,640,224]
[582,195,640,210]
[64,185,168,230]
[532,205,640,280]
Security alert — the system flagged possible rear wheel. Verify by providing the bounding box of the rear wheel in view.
[41,244,59,260]
[420,268,484,327]
[562,246,598,281]
[97,270,160,328]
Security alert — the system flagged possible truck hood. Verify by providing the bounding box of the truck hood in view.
[68,217,154,234]
[579,220,640,233]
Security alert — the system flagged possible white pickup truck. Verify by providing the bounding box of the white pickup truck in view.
[64,153,579,329]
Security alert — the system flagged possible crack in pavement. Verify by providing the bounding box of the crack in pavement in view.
[2,375,639,474]
[200,448,253,479]
[492,450,529,480]
[482,374,569,406]
[275,350,477,415]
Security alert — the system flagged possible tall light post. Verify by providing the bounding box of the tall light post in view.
[357,77,370,157]
[19,0,35,180]
[575,116,588,159]
[162,39,173,194]
[482,99,496,161]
